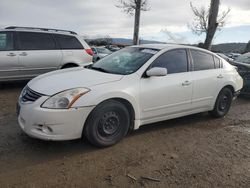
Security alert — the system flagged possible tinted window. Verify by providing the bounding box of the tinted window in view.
[151,49,188,74]
[191,50,214,71]
[214,56,220,69]
[18,32,56,50]
[55,34,83,49]
[0,32,14,51]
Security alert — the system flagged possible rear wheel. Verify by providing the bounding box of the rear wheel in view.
[210,88,233,118]
[84,100,130,147]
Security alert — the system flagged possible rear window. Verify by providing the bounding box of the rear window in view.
[18,32,56,50]
[54,34,83,49]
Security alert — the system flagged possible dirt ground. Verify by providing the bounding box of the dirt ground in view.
[0,81,250,188]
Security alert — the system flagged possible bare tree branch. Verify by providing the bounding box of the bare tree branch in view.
[116,0,150,45]
[116,0,149,16]
[189,0,230,49]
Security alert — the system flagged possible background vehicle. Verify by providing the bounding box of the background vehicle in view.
[216,53,234,62]
[0,26,93,81]
[91,46,112,62]
[18,44,243,147]
[106,45,121,52]
[227,53,241,60]
[230,52,250,95]
[234,52,250,64]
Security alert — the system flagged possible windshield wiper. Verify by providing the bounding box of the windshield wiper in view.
[90,66,110,73]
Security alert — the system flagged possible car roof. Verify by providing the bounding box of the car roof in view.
[134,43,214,53]
[1,27,77,36]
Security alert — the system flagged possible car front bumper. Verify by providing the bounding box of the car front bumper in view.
[18,98,95,141]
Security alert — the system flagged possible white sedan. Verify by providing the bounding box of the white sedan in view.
[17,44,243,147]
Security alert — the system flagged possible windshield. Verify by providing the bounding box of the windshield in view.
[235,54,250,64]
[90,47,159,75]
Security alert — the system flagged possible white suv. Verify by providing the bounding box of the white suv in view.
[0,26,93,81]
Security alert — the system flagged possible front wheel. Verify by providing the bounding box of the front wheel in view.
[210,88,233,118]
[84,100,130,147]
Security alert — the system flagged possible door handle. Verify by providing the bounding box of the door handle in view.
[182,80,191,86]
[217,74,223,79]
[6,53,16,57]
[19,52,28,56]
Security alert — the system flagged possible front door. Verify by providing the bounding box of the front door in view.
[140,49,192,124]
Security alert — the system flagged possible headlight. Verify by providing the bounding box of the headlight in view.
[41,88,90,109]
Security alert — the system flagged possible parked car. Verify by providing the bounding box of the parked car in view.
[17,44,243,147]
[227,53,241,60]
[234,52,250,64]
[106,45,121,52]
[230,52,250,95]
[0,26,93,81]
[216,53,234,62]
[92,46,112,62]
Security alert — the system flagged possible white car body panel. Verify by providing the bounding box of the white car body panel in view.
[19,50,62,77]
[18,44,244,140]
[28,68,123,95]
[0,51,21,80]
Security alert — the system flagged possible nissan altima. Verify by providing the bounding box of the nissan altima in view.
[17,44,243,147]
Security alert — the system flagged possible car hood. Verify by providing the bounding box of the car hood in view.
[28,67,123,95]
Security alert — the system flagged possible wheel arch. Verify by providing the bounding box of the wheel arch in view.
[223,85,235,94]
[61,63,79,69]
[83,97,137,136]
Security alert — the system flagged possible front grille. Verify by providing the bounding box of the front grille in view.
[21,87,44,103]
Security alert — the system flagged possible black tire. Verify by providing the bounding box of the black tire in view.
[210,88,233,118]
[84,100,130,147]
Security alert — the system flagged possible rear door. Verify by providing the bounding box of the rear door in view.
[190,50,224,109]
[0,31,21,80]
[17,32,62,77]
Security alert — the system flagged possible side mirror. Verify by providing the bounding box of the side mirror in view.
[146,67,167,77]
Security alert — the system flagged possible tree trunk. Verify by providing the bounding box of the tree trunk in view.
[203,0,220,50]
[133,0,141,45]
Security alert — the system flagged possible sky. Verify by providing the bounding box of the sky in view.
[0,0,249,44]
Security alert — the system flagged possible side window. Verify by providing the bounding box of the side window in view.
[151,49,188,74]
[18,32,56,50]
[54,34,84,49]
[0,32,14,51]
[214,56,220,69]
[191,50,215,71]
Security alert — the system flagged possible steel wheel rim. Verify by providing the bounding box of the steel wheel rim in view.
[97,111,120,137]
[219,95,229,111]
